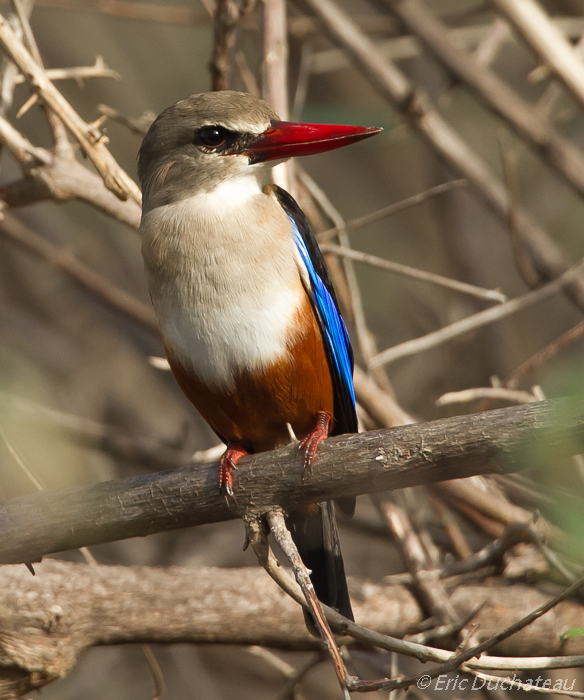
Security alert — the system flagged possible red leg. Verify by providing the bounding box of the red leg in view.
[218,441,248,497]
[300,411,331,471]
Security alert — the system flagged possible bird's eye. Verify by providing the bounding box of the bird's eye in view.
[198,127,228,148]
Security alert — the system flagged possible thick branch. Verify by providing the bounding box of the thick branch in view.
[0,400,582,565]
[2,560,584,697]
[0,152,141,229]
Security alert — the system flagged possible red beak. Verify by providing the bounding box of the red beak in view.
[245,120,382,164]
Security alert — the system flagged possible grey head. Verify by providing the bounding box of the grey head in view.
[138,91,279,212]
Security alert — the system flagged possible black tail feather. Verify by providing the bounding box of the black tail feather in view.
[286,502,354,631]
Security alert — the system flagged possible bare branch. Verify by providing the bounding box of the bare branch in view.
[97,104,154,136]
[507,318,584,388]
[316,179,468,243]
[352,366,414,427]
[379,0,584,197]
[297,0,584,311]
[0,400,582,565]
[0,12,140,201]
[266,509,354,697]
[371,259,584,368]
[309,18,584,75]
[321,243,507,303]
[491,0,584,109]
[0,213,155,330]
[5,560,584,696]
[0,391,192,471]
[12,56,122,84]
[211,0,256,91]
[437,387,539,405]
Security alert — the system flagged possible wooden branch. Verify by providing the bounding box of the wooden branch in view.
[0,213,155,331]
[211,0,255,90]
[297,0,584,311]
[0,120,141,229]
[0,12,140,202]
[1,400,582,565]
[3,560,584,697]
[491,0,584,109]
[1,157,142,227]
[261,0,291,190]
[380,0,584,197]
[370,259,584,367]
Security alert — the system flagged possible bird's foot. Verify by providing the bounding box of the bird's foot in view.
[300,411,331,473]
[218,441,248,497]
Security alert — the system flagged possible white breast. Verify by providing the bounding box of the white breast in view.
[141,174,307,391]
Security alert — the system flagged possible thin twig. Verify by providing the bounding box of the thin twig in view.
[298,168,377,368]
[141,644,166,700]
[0,390,193,470]
[317,180,468,243]
[352,366,414,427]
[379,0,584,197]
[370,258,584,368]
[375,497,460,627]
[440,521,542,578]
[299,0,584,312]
[498,130,542,288]
[434,479,563,544]
[266,509,354,698]
[474,17,509,67]
[345,574,584,692]
[309,18,584,75]
[274,654,324,700]
[0,213,158,332]
[211,0,255,91]
[234,50,260,96]
[97,104,154,136]
[437,386,539,406]
[12,56,122,84]
[262,0,291,190]
[0,0,30,115]
[291,40,313,120]
[507,318,584,388]
[321,243,507,303]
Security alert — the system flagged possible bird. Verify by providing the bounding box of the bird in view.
[137,90,381,625]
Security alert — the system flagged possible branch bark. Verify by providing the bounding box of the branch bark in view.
[2,560,584,698]
[0,400,582,566]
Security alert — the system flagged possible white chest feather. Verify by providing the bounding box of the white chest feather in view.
[140,175,307,390]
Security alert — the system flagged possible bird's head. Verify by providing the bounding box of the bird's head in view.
[138,91,381,211]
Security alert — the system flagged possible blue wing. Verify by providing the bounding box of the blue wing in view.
[268,184,358,437]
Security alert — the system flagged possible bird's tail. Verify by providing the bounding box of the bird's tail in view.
[286,502,354,631]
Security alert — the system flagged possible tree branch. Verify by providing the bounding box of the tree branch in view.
[3,560,584,697]
[0,400,582,565]
[297,0,584,310]
[0,11,140,202]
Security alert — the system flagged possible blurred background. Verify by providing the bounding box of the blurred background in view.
[1,0,584,697]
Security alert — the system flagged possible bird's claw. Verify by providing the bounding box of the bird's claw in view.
[218,441,248,498]
[300,411,331,474]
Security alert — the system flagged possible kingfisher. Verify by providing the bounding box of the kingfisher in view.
[138,91,381,624]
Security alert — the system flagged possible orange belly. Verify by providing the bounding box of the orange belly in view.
[163,297,333,453]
